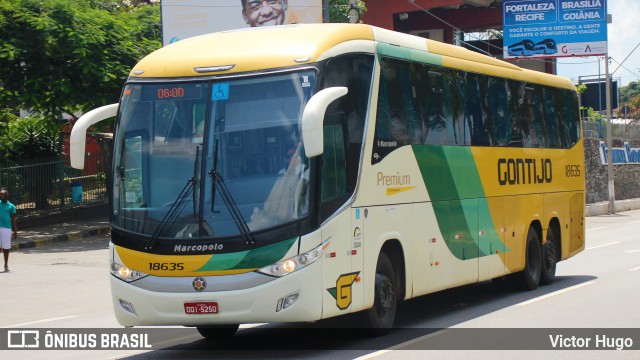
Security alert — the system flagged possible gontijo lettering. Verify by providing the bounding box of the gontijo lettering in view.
[498,158,552,185]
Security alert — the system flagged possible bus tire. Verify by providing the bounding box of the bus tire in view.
[196,324,239,339]
[540,226,559,285]
[365,252,397,336]
[512,226,542,291]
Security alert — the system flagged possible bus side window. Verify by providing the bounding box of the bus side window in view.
[320,118,348,220]
[322,54,373,202]
[469,73,490,146]
[507,80,524,147]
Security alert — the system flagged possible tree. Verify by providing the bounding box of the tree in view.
[0,115,61,209]
[619,80,640,105]
[622,94,640,122]
[329,0,367,23]
[0,0,161,123]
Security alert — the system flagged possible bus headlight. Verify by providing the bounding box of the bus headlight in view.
[258,244,323,277]
[111,261,148,282]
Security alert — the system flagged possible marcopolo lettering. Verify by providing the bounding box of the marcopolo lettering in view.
[174,243,223,253]
[498,158,552,185]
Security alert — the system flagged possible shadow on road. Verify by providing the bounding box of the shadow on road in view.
[120,275,598,359]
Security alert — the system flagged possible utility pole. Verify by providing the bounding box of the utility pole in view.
[605,13,615,214]
[605,55,615,214]
[322,0,329,23]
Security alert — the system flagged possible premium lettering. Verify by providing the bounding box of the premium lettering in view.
[377,172,411,186]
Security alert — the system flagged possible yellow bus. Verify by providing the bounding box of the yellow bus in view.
[70,23,585,337]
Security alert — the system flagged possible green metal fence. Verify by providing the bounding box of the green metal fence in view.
[583,120,640,140]
[0,150,109,216]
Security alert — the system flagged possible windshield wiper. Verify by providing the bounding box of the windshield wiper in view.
[144,146,200,250]
[209,140,255,246]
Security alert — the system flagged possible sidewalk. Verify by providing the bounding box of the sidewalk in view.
[9,199,640,250]
[12,216,110,250]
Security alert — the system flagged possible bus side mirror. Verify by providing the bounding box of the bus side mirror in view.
[70,103,119,169]
[301,87,348,158]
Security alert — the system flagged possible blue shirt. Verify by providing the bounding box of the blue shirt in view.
[0,201,16,229]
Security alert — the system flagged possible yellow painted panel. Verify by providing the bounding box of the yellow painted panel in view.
[131,24,374,78]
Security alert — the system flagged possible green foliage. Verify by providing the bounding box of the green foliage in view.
[619,81,640,104]
[0,116,61,209]
[0,116,60,161]
[0,0,161,123]
[329,0,367,23]
[580,106,601,122]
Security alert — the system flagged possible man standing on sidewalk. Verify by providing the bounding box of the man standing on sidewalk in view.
[0,188,17,272]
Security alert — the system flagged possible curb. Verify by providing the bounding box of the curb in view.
[585,198,640,217]
[12,226,111,250]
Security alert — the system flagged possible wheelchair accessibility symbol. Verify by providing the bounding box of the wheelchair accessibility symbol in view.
[212,83,229,101]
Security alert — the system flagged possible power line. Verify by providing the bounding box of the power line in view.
[612,41,640,75]
[405,1,605,69]
[610,57,640,81]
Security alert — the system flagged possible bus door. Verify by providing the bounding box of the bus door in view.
[319,119,362,318]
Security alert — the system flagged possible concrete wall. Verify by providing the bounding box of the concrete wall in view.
[584,138,640,204]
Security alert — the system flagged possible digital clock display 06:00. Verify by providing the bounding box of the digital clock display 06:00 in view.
[157,87,185,99]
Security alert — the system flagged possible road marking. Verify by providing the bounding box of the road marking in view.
[587,242,619,250]
[586,227,608,232]
[625,249,640,253]
[517,281,596,307]
[354,329,450,359]
[630,220,640,224]
[2,315,79,328]
[630,266,640,271]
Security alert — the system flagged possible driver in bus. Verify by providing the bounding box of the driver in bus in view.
[249,143,307,229]
[241,0,288,27]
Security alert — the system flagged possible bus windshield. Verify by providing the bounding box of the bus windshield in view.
[112,71,317,239]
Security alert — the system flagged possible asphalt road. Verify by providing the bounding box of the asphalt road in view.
[2,210,640,359]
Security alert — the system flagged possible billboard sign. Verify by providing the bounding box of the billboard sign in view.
[162,0,323,46]
[503,0,607,59]
[581,79,618,111]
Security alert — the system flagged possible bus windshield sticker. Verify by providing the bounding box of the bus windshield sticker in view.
[212,83,230,101]
[301,76,311,88]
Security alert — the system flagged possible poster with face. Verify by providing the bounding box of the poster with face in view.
[162,0,323,46]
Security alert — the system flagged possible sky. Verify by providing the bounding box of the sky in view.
[555,0,640,87]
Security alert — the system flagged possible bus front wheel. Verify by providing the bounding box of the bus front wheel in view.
[365,252,397,336]
[196,324,240,339]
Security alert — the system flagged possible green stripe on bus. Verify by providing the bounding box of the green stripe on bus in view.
[196,237,298,271]
[412,145,508,259]
[376,43,442,66]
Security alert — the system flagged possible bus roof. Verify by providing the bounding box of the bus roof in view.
[130,23,574,90]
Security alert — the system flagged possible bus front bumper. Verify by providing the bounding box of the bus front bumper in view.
[110,262,323,327]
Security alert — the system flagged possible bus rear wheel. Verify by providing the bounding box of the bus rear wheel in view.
[540,226,559,285]
[511,226,542,291]
[196,324,239,339]
[365,252,397,336]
